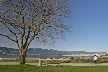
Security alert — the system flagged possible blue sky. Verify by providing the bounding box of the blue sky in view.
[53,0,108,52]
[0,0,108,52]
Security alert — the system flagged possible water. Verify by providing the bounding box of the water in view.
[0,55,63,58]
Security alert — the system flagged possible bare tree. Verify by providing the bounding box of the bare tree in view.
[0,0,71,64]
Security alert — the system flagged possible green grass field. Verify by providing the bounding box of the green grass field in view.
[0,65,108,72]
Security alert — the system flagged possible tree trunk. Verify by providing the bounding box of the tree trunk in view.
[20,50,26,64]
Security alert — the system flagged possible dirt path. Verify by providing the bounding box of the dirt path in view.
[0,62,38,65]
[60,63,108,66]
[0,62,108,66]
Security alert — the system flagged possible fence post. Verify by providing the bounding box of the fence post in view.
[39,59,42,66]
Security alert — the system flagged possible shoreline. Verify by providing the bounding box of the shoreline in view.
[0,57,71,59]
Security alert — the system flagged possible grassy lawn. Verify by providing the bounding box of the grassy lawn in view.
[0,65,108,72]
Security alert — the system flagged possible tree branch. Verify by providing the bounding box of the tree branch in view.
[0,34,16,42]
[5,24,16,35]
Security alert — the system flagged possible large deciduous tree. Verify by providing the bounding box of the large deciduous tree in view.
[0,0,71,64]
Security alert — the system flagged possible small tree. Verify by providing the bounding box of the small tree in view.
[0,0,71,64]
